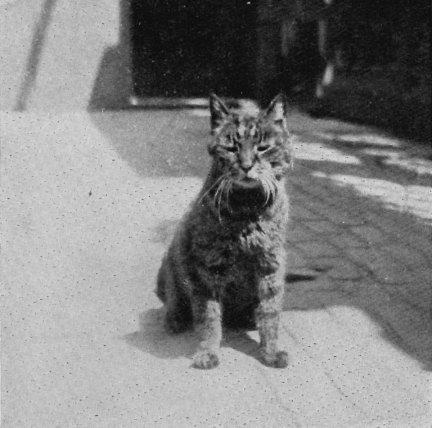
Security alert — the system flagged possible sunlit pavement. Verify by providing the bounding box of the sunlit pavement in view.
[1,108,431,427]
[3,0,430,425]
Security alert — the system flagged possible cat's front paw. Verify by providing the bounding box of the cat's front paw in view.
[192,349,220,370]
[259,349,289,368]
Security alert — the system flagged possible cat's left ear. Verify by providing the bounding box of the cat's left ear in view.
[264,93,288,128]
[209,93,230,134]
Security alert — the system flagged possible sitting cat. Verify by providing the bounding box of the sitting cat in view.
[156,93,293,369]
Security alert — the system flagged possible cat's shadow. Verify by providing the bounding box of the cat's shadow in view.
[123,273,323,363]
[123,308,260,363]
[123,309,197,360]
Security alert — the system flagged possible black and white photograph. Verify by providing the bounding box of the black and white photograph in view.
[1,0,431,426]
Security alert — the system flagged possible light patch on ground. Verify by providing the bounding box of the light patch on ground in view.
[313,172,432,224]
[318,132,402,147]
[294,140,361,165]
[362,148,432,177]
[316,130,432,178]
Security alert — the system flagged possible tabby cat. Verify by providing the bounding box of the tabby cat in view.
[156,93,293,369]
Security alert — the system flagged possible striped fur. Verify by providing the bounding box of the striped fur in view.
[156,93,293,369]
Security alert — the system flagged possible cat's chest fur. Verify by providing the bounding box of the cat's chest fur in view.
[236,220,278,255]
[188,201,288,278]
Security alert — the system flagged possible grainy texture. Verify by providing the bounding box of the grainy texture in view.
[2,108,431,426]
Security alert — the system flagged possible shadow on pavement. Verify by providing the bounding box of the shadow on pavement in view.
[88,0,131,110]
[106,108,431,370]
[15,0,57,111]
[285,127,432,371]
[124,309,262,363]
[88,45,131,110]
[123,309,198,360]
[90,110,210,178]
[283,276,432,372]
[150,219,179,246]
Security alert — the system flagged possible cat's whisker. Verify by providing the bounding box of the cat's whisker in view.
[198,174,228,205]
[213,179,223,207]
[220,183,226,218]
[265,172,278,206]
[267,170,277,192]
[265,183,271,206]
[213,178,227,222]
[269,175,278,199]
[218,178,230,220]
[223,178,231,208]
[201,175,225,202]
[260,175,271,207]
[225,180,233,213]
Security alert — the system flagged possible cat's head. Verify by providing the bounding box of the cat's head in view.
[208,93,293,194]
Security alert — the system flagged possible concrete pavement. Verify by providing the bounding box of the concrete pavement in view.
[1,108,431,427]
[1,1,431,425]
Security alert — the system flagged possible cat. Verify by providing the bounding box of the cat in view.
[156,93,293,369]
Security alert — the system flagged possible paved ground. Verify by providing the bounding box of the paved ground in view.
[2,107,432,427]
[1,1,432,426]
[0,0,130,111]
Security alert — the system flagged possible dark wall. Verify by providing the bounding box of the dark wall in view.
[331,0,431,71]
[130,0,430,100]
[131,0,256,98]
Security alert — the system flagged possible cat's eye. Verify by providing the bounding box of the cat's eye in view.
[257,145,270,152]
[227,134,239,144]
[225,145,238,152]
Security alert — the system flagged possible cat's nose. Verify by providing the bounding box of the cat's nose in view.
[241,164,253,173]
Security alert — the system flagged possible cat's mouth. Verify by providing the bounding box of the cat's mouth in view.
[233,170,262,188]
[234,175,261,189]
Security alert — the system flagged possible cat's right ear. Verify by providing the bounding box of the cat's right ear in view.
[209,93,229,135]
[263,93,288,128]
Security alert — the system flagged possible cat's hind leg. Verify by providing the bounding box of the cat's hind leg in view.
[158,256,192,334]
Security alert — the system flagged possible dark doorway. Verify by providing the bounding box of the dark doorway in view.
[130,0,256,99]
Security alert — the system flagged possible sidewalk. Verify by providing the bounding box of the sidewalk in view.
[1,108,431,427]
